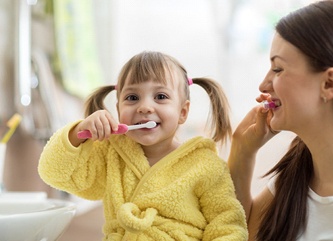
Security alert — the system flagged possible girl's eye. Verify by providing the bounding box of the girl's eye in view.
[125,95,138,101]
[156,93,168,100]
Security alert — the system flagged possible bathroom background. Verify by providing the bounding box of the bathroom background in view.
[0,0,314,240]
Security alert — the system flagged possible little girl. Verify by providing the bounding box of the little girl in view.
[38,51,247,240]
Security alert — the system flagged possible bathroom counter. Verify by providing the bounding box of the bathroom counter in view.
[59,203,104,241]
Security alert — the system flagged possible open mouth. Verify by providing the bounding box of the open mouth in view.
[134,121,159,129]
[135,122,158,125]
[272,100,281,108]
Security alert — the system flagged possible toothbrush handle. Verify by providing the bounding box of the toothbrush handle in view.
[77,124,128,139]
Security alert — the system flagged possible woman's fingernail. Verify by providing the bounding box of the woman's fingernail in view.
[261,108,269,113]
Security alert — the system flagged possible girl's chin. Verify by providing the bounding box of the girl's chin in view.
[129,135,158,146]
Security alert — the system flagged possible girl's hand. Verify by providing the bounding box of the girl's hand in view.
[69,110,119,146]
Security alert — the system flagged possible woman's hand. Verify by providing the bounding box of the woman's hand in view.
[233,94,279,155]
[228,95,279,219]
[232,106,277,156]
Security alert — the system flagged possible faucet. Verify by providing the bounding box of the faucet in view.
[15,0,35,109]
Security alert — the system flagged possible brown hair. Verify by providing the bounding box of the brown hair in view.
[84,51,231,145]
[257,1,333,240]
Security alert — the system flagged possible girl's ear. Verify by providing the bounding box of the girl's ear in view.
[322,67,333,101]
[178,100,190,124]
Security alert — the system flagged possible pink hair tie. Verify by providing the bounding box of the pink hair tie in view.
[187,78,193,86]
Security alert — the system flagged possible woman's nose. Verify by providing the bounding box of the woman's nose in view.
[259,72,273,93]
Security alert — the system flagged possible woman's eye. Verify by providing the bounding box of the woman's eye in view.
[156,93,168,100]
[125,95,138,101]
[272,68,282,73]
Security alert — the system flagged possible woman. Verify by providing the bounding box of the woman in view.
[228,1,333,240]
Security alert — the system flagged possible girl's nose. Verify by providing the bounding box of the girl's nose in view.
[259,71,273,93]
[137,100,154,114]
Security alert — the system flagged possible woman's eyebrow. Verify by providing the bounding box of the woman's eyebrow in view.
[270,55,287,62]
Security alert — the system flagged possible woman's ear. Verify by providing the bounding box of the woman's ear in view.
[178,100,190,124]
[322,67,333,101]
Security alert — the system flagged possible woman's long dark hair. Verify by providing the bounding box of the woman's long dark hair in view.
[257,137,313,240]
[257,1,333,240]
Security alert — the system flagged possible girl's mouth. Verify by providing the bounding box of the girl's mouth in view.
[134,121,158,129]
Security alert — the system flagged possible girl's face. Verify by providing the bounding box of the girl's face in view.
[117,73,189,148]
[259,33,324,134]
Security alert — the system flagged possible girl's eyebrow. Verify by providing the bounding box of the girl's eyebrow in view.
[121,86,139,92]
[153,86,171,91]
[122,84,171,92]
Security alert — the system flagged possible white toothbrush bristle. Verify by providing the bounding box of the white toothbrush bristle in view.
[146,121,157,128]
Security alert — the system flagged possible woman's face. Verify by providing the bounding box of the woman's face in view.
[259,33,324,134]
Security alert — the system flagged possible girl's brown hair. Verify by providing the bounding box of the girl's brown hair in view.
[84,51,231,145]
[257,1,333,240]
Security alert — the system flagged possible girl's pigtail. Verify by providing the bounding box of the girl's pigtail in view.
[192,77,231,145]
[84,85,117,117]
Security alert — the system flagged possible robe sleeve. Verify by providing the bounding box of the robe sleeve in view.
[200,157,248,241]
[38,121,108,200]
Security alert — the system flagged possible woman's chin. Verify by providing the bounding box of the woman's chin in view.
[270,120,281,132]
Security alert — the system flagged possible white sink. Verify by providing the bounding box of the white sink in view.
[0,193,76,241]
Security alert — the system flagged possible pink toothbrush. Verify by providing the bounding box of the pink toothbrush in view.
[261,100,280,109]
[77,121,157,139]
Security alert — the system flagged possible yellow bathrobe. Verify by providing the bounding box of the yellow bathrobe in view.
[38,122,248,241]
